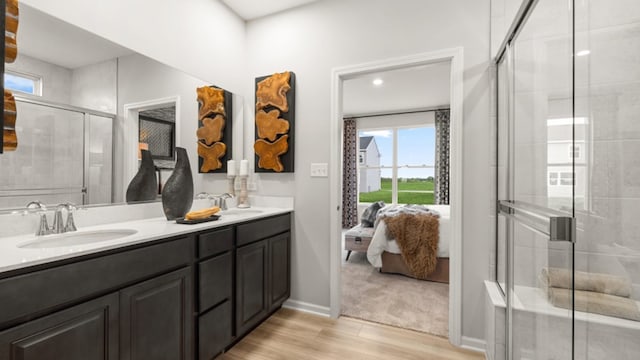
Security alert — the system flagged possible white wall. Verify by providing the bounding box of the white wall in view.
[245,0,492,340]
[21,0,247,94]
[70,59,117,113]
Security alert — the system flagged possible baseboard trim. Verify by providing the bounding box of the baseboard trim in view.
[461,336,486,354]
[283,299,331,317]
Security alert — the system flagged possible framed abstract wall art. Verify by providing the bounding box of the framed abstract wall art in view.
[254,71,295,173]
[196,85,233,173]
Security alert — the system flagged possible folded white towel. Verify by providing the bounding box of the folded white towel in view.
[540,267,632,298]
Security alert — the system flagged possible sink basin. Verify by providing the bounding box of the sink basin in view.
[18,229,138,249]
[220,209,264,216]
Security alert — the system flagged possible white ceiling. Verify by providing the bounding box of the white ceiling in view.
[342,61,451,117]
[18,4,134,69]
[221,0,320,20]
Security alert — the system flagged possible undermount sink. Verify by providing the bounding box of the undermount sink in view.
[18,229,138,249]
[220,209,264,216]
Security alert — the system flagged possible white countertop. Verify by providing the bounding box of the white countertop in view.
[0,207,292,274]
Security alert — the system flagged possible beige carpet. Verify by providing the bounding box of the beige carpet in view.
[340,250,449,337]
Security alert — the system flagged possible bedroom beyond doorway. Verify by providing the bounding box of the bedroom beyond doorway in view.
[336,55,455,339]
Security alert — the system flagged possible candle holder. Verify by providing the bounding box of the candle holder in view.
[227,174,236,197]
[237,175,250,208]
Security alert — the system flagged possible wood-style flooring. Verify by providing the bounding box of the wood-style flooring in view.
[219,308,485,360]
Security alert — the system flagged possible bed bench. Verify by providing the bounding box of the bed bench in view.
[344,224,375,261]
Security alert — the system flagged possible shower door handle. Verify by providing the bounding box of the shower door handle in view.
[498,200,576,243]
[550,217,575,243]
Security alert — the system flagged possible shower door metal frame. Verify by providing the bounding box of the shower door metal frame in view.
[494,0,578,358]
[0,96,115,208]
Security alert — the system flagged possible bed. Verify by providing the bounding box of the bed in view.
[367,205,450,283]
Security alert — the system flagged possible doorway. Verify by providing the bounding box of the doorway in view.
[329,48,464,345]
[122,96,181,202]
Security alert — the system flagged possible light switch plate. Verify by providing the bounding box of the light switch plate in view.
[310,163,328,177]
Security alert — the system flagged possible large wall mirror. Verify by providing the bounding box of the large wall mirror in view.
[0,3,244,211]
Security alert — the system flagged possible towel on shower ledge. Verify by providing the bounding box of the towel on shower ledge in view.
[548,287,640,322]
[540,267,633,298]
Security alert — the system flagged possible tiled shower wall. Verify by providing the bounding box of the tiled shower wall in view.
[574,0,640,301]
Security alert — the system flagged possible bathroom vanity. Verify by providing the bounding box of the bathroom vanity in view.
[0,209,291,360]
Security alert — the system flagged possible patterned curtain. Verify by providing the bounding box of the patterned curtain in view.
[342,118,359,228]
[434,109,450,205]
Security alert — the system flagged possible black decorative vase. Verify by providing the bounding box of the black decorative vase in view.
[125,149,158,203]
[162,147,194,220]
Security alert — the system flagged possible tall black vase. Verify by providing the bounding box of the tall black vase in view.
[162,147,194,220]
[125,149,157,203]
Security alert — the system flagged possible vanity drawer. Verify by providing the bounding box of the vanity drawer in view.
[236,213,291,247]
[199,252,232,312]
[198,299,231,360]
[198,227,234,259]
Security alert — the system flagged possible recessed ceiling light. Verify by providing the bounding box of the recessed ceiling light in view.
[576,50,591,56]
[372,78,384,86]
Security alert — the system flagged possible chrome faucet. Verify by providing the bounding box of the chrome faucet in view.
[216,193,234,211]
[52,203,78,234]
[25,201,78,236]
[26,201,51,236]
[195,192,234,210]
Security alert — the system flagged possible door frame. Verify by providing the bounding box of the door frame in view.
[122,96,181,202]
[328,47,464,345]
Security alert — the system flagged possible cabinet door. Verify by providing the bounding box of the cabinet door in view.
[120,267,192,360]
[0,293,119,360]
[235,239,268,337]
[268,232,290,312]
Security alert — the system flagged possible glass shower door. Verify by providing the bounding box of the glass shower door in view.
[497,0,577,358]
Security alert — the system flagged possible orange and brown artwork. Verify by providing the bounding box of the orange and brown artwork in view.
[196,115,225,145]
[256,109,289,142]
[5,0,19,63]
[256,71,291,112]
[197,141,227,173]
[254,135,289,173]
[197,86,225,120]
[3,89,17,151]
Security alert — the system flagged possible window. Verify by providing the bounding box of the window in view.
[548,171,574,186]
[560,172,574,186]
[138,106,176,161]
[4,71,42,96]
[358,151,365,164]
[358,126,435,205]
[569,144,581,159]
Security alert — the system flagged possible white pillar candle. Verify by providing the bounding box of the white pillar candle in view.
[239,159,249,176]
[227,160,236,176]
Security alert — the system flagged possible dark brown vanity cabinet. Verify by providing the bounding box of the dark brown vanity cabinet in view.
[0,236,193,360]
[0,293,119,360]
[0,212,291,360]
[235,214,291,338]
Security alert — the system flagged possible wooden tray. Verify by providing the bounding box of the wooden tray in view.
[175,215,220,225]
